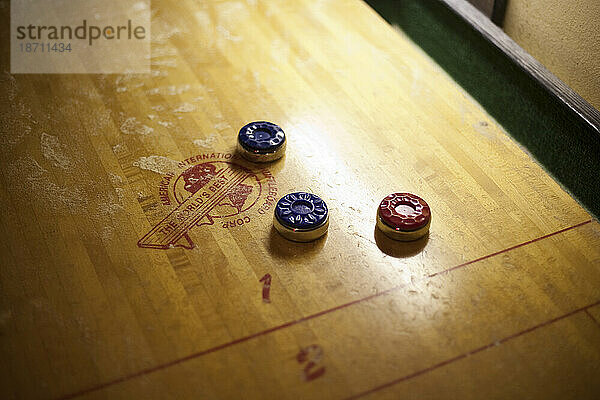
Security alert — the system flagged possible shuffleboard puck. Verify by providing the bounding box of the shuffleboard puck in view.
[376,193,431,241]
[274,192,329,242]
[237,121,286,163]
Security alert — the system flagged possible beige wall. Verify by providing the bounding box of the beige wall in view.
[503,0,600,110]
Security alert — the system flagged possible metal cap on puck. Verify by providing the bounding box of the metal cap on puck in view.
[376,193,431,241]
[237,121,286,163]
[273,192,329,242]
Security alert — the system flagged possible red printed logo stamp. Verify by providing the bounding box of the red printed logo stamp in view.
[138,153,277,250]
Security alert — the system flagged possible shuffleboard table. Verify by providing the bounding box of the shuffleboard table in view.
[1,0,599,399]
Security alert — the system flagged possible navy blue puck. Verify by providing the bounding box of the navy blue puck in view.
[275,192,328,230]
[238,121,285,154]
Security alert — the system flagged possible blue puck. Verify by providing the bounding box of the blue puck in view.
[275,192,328,230]
[237,121,286,162]
[273,192,329,242]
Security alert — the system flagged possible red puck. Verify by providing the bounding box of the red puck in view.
[377,193,431,241]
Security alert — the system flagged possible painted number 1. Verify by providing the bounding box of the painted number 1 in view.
[259,273,271,303]
[296,345,325,381]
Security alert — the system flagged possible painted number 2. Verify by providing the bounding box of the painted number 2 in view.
[296,345,325,381]
[259,273,271,303]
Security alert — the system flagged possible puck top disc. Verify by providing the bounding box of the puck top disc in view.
[275,192,328,231]
[238,121,286,154]
[378,193,431,231]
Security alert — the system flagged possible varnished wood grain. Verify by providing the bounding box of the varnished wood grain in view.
[0,0,598,399]
[360,311,600,400]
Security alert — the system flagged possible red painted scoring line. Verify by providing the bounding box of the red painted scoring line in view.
[343,299,600,400]
[55,219,593,400]
[584,309,600,329]
[427,219,593,278]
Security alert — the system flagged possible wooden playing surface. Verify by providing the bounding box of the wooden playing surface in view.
[1,0,599,399]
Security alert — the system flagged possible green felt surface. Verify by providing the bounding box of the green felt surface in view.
[366,0,600,219]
